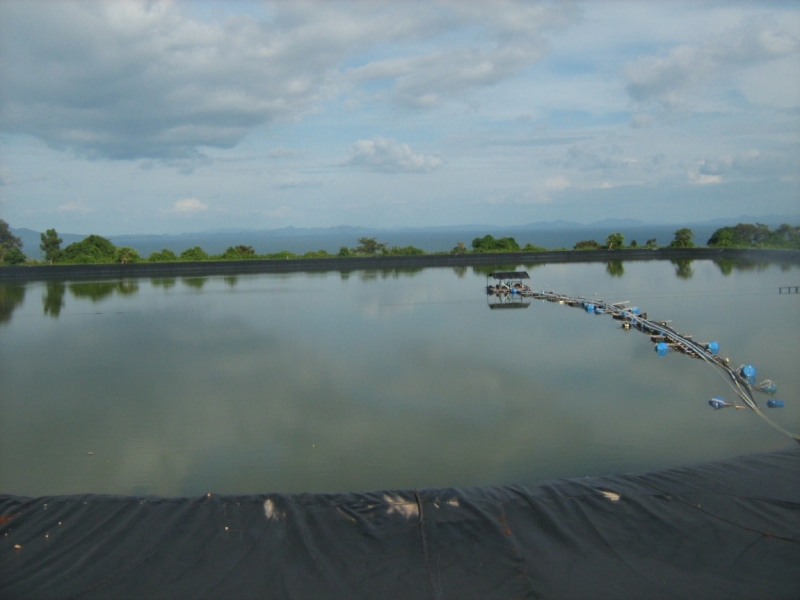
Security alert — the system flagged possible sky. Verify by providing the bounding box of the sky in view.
[0,0,798,235]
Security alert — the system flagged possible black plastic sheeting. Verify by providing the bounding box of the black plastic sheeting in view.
[2,448,799,600]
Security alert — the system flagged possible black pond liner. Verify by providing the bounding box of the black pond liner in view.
[2,447,799,600]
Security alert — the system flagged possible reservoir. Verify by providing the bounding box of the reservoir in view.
[1,258,798,497]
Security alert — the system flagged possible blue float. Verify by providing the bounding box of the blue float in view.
[585,304,595,313]
[656,342,669,356]
[761,381,778,395]
[767,399,785,408]
[707,341,719,355]
[740,364,756,385]
[631,307,640,315]
[709,397,730,409]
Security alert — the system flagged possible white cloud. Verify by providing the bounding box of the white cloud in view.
[168,198,208,214]
[345,2,574,109]
[544,175,570,190]
[563,145,639,172]
[624,17,800,111]
[689,173,722,185]
[0,1,574,160]
[345,137,442,173]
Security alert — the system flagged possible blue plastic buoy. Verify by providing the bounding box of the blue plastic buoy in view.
[511,288,518,295]
[631,307,640,315]
[767,399,785,408]
[656,342,669,356]
[741,364,756,385]
[585,304,595,313]
[709,397,730,409]
[761,382,778,395]
[707,341,719,355]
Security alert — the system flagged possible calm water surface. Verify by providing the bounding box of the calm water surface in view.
[1,259,798,496]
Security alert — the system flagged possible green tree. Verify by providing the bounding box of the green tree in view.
[605,232,624,249]
[382,245,425,256]
[221,245,256,260]
[179,246,209,261]
[629,240,638,248]
[338,246,352,257]
[148,249,178,262]
[450,241,467,255]
[471,235,520,252]
[644,238,658,249]
[669,228,694,248]
[352,237,388,255]
[40,229,63,264]
[707,223,800,249]
[115,246,140,263]
[3,247,26,264]
[302,249,331,258]
[522,242,546,252]
[0,219,23,263]
[573,239,600,250]
[61,235,117,263]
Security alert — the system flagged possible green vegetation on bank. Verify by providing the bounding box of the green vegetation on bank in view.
[2,219,799,267]
[707,223,800,249]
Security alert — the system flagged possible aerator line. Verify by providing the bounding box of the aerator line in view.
[485,271,799,444]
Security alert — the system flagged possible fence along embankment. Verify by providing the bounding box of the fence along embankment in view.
[1,247,798,282]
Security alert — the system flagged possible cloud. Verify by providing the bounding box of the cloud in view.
[624,18,800,111]
[57,202,89,213]
[269,147,300,159]
[277,179,323,189]
[693,150,798,181]
[346,2,574,109]
[561,144,639,172]
[345,137,442,173]
[544,175,570,190]
[0,1,575,161]
[688,173,722,185]
[167,198,208,214]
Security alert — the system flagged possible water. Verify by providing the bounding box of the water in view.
[1,259,798,497]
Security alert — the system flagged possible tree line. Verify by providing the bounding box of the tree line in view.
[1,219,798,266]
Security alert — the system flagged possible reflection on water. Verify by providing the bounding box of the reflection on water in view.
[70,280,139,301]
[1,259,798,497]
[357,267,424,282]
[43,281,65,318]
[713,258,781,276]
[182,277,208,289]
[606,261,625,277]
[0,283,25,324]
[151,277,177,289]
[223,276,238,287]
[671,259,694,279]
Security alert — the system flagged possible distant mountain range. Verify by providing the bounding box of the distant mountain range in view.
[10,214,799,258]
